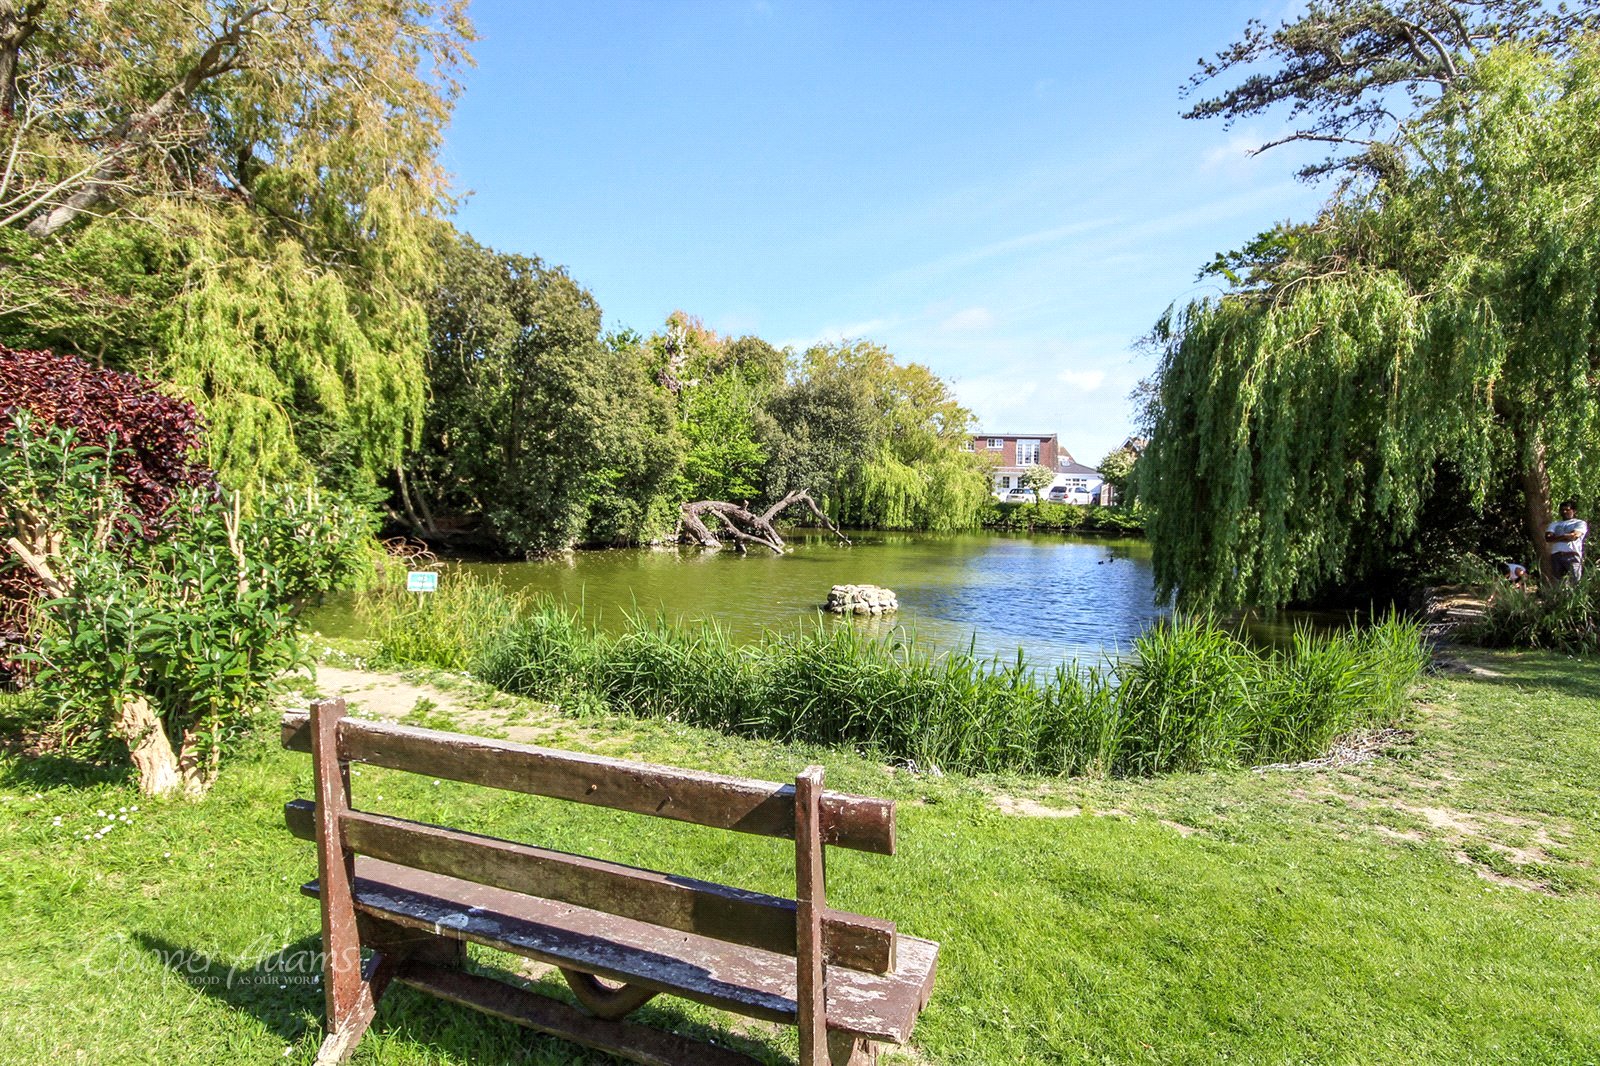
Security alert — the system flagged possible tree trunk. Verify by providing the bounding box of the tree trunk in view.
[177,721,221,798]
[0,2,43,120]
[1518,438,1554,582]
[113,695,182,798]
[395,462,430,538]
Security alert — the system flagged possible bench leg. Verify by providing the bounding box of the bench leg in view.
[358,913,467,970]
[827,1032,878,1066]
[560,967,659,1020]
[315,948,402,1066]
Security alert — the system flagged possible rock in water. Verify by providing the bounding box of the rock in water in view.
[824,584,899,615]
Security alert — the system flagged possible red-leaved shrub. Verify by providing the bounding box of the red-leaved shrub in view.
[0,347,213,681]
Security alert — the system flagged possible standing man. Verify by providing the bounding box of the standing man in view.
[1545,499,1588,583]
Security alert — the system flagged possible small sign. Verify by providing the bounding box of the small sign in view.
[406,571,438,593]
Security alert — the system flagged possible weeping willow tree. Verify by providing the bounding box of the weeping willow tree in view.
[0,1,470,500]
[1145,42,1600,609]
[806,342,992,530]
[161,206,431,497]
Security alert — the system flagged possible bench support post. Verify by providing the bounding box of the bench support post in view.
[795,765,828,1066]
[311,697,394,1066]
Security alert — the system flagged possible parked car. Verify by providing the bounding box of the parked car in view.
[1046,485,1068,502]
[1003,488,1036,503]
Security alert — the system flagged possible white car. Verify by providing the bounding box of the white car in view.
[1003,488,1036,503]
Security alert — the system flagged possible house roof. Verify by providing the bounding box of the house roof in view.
[973,432,1058,440]
[1058,460,1101,476]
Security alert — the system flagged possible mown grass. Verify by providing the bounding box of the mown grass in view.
[358,574,1427,776]
[2,650,1600,1063]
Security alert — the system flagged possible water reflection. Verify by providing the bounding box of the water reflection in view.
[312,530,1171,668]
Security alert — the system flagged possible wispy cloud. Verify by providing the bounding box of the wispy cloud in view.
[1056,367,1106,390]
[774,317,893,350]
[892,217,1121,284]
[938,306,993,332]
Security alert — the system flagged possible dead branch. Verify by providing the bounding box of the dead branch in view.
[4,533,66,596]
[680,490,849,555]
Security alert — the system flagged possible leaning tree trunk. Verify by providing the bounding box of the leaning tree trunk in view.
[679,490,849,554]
[1518,437,1555,583]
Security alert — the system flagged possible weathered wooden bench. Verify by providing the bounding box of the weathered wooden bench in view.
[281,698,938,1065]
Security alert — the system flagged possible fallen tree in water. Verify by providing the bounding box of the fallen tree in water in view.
[678,489,849,554]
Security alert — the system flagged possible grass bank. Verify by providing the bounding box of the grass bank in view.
[2,650,1599,1063]
[359,575,1426,777]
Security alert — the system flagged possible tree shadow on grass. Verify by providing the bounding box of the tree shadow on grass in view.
[0,749,133,792]
[133,933,788,1065]
[1446,650,1600,703]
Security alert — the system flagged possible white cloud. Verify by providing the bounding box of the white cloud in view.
[1055,367,1106,390]
[774,317,893,350]
[938,307,993,332]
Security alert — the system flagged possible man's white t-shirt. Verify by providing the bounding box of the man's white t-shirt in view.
[1548,517,1588,559]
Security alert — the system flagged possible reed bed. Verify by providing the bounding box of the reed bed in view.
[1465,574,1600,653]
[358,573,1426,777]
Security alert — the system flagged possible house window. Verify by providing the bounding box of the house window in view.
[985,438,1003,449]
[1016,439,1040,465]
[962,439,974,451]
[999,475,1012,489]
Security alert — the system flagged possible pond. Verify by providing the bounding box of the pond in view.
[311,530,1168,668]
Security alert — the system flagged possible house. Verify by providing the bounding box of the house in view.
[969,433,1063,495]
[1052,459,1105,505]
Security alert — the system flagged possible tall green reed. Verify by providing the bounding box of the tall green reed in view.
[357,572,1428,778]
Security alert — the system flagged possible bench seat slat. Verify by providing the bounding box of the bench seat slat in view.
[303,857,938,1045]
[281,711,894,854]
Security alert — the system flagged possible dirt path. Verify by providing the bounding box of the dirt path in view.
[304,663,584,745]
[310,664,472,720]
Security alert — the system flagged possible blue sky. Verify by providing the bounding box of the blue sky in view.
[443,0,1325,464]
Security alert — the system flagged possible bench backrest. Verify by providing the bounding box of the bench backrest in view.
[281,699,900,973]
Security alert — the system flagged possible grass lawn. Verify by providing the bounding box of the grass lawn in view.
[2,649,1599,1064]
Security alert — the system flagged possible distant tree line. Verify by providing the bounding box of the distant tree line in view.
[408,233,995,554]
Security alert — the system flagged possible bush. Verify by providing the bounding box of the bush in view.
[984,501,1145,535]
[0,347,212,680]
[3,401,378,797]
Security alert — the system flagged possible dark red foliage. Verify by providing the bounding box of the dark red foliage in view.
[0,347,214,682]
[0,347,213,525]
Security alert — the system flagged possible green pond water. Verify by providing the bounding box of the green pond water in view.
[310,530,1171,668]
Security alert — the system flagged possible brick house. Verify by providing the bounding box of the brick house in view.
[969,433,1065,494]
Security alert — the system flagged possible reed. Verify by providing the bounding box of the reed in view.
[1466,575,1600,654]
[358,575,1427,777]
[356,570,523,672]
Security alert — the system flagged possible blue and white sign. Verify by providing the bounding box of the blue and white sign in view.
[406,571,439,593]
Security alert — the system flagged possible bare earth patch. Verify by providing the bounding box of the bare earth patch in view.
[991,795,1081,818]
[304,664,605,748]
[310,664,472,720]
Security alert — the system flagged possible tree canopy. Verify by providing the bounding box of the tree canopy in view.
[0,0,472,498]
[1145,37,1600,609]
[1184,0,1597,180]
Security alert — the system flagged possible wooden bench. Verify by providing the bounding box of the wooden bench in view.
[281,698,939,1065]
